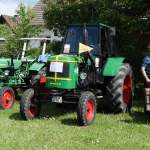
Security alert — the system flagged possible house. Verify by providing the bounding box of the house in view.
[0,1,62,50]
[30,0,62,48]
[0,15,17,30]
[0,15,16,49]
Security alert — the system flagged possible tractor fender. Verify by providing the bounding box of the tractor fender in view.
[29,62,45,72]
[0,59,21,69]
[103,57,125,76]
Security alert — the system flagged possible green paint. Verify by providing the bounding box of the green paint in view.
[46,54,79,89]
[0,56,43,88]
[103,57,125,76]
[49,54,81,63]
[0,58,21,69]
[29,62,45,72]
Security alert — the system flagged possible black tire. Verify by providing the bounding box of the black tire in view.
[144,105,148,114]
[77,91,96,126]
[144,105,150,118]
[0,86,15,109]
[30,67,46,86]
[20,88,41,120]
[106,63,133,113]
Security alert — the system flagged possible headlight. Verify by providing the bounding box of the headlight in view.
[4,70,10,76]
[80,72,87,80]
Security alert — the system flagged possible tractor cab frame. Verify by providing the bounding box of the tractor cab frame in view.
[62,24,117,56]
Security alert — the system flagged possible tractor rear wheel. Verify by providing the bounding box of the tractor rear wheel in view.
[77,91,96,126]
[106,63,133,113]
[20,88,41,120]
[0,87,15,109]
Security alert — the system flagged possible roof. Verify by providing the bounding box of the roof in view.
[31,0,46,26]
[0,1,46,27]
[0,15,17,29]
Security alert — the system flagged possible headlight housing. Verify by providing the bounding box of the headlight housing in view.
[4,70,10,76]
[80,72,87,80]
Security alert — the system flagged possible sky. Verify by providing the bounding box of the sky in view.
[0,0,39,16]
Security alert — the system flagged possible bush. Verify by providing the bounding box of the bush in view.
[46,41,62,55]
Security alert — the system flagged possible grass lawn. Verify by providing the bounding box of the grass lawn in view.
[0,98,150,150]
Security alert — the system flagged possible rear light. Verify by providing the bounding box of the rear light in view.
[40,76,47,84]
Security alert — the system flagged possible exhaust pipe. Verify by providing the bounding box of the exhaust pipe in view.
[10,55,14,76]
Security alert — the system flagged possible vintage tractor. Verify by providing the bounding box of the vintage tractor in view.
[20,24,133,126]
[0,38,50,109]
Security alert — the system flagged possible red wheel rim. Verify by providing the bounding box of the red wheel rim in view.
[30,105,39,117]
[2,90,14,109]
[85,99,95,122]
[27,99,39,118]
[123,75,132,105]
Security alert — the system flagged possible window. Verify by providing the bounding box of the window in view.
[63,25,101,56]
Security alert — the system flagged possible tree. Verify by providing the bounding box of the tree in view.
[44,0,149,39]
[4,4,41,57]
[44,0,150,81]
[0,25,12,56]
[0,25,11,37]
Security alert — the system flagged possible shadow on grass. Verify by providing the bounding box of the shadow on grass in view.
[9,103,77,123]
[123,111,150,124]
[41,103,78,126]
[121,100,150,124]
[39,103,65,119]
[40,103,77,119]
[9,112,23,121]
[61,118,77,126]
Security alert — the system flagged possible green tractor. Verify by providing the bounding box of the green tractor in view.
[0,38,50,109]
[20,24,133,126]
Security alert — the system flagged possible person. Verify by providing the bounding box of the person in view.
[141,56,150,113]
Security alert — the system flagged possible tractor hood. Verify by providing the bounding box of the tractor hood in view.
[0,58,21,69]
[29,62,45,72]
[48,54,81,63]
[46,54,81,89]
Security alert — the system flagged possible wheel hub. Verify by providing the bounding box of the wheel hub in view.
[123,75,132,105]
[26,99,39,118]
[85,99,94,122]
[30,104,39,117]
[2,91,13,109]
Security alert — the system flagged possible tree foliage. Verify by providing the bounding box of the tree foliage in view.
[44,0,149,33]
[44,0,150,81]
[0,25,11,37]
[2,4,41,57]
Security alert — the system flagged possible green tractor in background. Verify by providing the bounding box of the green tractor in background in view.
[0,38,51,109]
[20,24,133,126]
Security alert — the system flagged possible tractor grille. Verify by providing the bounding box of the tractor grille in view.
[47,62,69,78]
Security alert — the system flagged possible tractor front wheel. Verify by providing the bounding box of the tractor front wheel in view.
[106,63,133,113]
[77,91,96,126]
[0,87,15,109]
[20,88,41,120]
